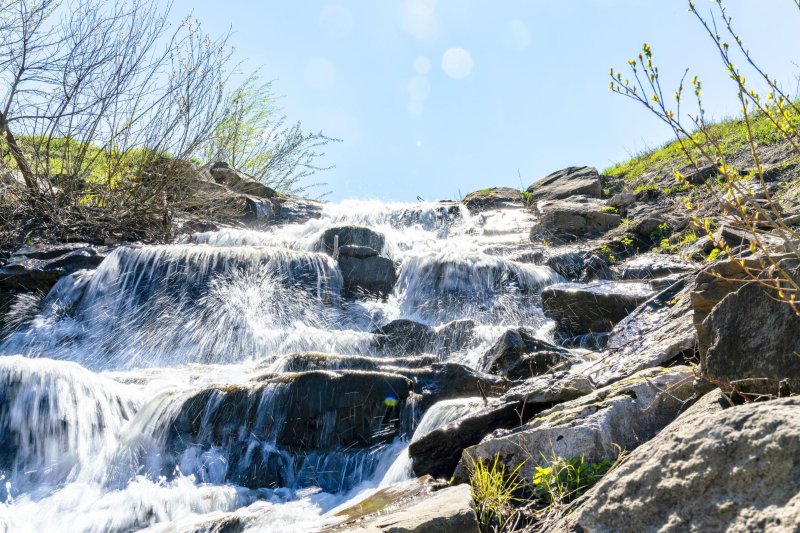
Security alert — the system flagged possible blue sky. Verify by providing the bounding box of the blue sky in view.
[171,0,800,201]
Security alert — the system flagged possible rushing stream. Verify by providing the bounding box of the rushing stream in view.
[0,200,563,532]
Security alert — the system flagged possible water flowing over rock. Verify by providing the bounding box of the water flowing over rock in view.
[559,391,800,533]
[0,243,110,292]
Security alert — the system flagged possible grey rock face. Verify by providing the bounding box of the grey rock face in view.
[372,319,435,355]
[526,166,603,201]
[560,392,800,533]
[533,198,620,242]
[452,366,696,484]
[541,281,653,337]
[703,279,800,396]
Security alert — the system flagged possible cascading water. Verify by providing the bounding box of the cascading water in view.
[0,199,562,532]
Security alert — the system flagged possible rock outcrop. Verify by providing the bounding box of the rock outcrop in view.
[0,243,109,292]
[452,366,697,484]
[526,166,603,201]
[560,392,800,533]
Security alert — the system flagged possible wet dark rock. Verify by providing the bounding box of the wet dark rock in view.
[462,187,522,211]
[533,198,620,242]
[372,319,435,355]
[321,226,386,256]
[479,327,572,380]
[278,352,436,373]
[275,197,323,224]
[407,363,510,412]
[0,243,109,292]
[542,281,653,338]
[166,370,413,491]
[526,166,603,201]
[703,278,800,396]
[338,255,397,297]
[580,253,613,282]
[408,372,592,479]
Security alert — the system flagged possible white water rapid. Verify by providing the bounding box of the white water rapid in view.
[0,200,563,532]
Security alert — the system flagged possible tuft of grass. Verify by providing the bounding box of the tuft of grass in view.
[469,455,525,530]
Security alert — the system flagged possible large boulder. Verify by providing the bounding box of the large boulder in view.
[703,279,800,396]
[322,226,386,257]
[593,277,696,386]
[452,366,696,484]
[479,327,572,380]
[560,392,800,533]
[163,370,413,491]
[533,198,620,241]
[526,166,603,201]
[207,161,277,199]
[409,372,593,479]
[403,363,510,412]
[542,281,653,338]
[0,243,109,292]
[462,187,522,211]
[339,255,397,297]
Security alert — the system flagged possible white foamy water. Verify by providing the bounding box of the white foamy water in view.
[0,200,561,532]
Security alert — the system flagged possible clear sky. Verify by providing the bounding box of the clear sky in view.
[170,0,800,201]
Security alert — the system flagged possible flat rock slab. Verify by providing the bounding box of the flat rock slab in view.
[591,277,696,386]
[559,392,800,533]
[335,484,480,533]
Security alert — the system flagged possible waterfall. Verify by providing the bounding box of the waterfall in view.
[0,200,561,532]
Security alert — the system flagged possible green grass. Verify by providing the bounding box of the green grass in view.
[604,111,800,186]
[468,455,525,529]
